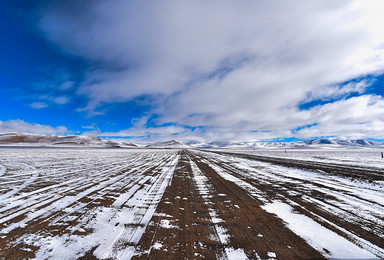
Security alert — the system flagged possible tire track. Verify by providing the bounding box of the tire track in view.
[0,151,176,259]
[0,149,178,259]
[134,150,325,260]
[0,163,39,201]
[194,150,383,258]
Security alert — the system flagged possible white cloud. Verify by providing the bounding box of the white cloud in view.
[302,80,370,103]
[82,120,189,144]
[38,0,384,140]
[30,102,48,109]
[26,67,74,109]
[295,95,384,139]
[53,96,71,105]
[0,120,68,135]
[31,67,74,92]
[58,81,75,91]
[29,95,72,109]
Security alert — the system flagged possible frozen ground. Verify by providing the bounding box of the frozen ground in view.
[0,148,383,259]
[223,149,384,170]
[0,149,178,259]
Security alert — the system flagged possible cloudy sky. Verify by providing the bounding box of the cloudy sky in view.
[1,0,384,143]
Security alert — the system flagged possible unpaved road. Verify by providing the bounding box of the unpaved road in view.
[0,148,383,259]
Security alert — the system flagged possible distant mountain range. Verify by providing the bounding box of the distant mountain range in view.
[146,140,190,149]
[0,133,138,148]
[186,139,384,149]
[0,133,382,149]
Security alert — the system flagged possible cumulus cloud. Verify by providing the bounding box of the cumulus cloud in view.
[0,120,68,135]
[295,95,384,139]
[38,0,384,140]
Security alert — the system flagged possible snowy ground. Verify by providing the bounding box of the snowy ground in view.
[0,148,383,259]
[223,149,384,170]
[0,149,179,259]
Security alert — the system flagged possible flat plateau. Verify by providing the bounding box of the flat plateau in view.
[0,148,382,259]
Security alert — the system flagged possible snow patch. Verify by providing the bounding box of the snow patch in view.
[159,219,178,229]
[153,242,163,250]
[0,164,6,176]
[262,201,378,259]
[224,247,248,260]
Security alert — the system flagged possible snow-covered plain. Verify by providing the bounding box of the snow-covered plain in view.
[0,149,179,259]
[194,150,384,259]
[227,149,384,170]
[262,201,376,259]
[0,148,383,259]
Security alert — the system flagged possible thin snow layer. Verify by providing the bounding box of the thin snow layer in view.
[194,150,384,258]
[262,201,377,259]
[240,149,384,170]
[189,159,249,260]
[0,149,179,260]
[36,155,178,260]
[0,164,6,176]
[190,160,228,244]
[198,156,268,203]
[0,163,38,201]
[224,248,249,260]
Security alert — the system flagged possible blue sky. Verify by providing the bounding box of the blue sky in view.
[1,0,384,144]
[0,1,148,133]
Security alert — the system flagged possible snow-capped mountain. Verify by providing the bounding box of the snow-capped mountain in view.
[289,139,384,148]
[301,139,380,146]
[0,133,139,148]
[146,140,190,149]
[0,133,382,149]
[121,142,139,148]
[188,139,384,149]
